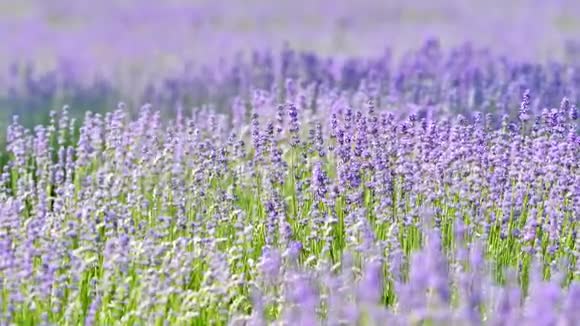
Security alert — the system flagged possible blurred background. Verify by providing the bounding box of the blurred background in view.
[1,0,580,136]
[4,0,580,70]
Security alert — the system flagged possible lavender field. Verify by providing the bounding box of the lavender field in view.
[0,1,579,325]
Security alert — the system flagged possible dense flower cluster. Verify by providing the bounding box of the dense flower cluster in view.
[4,39,580,144]
[0,59,578,324]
